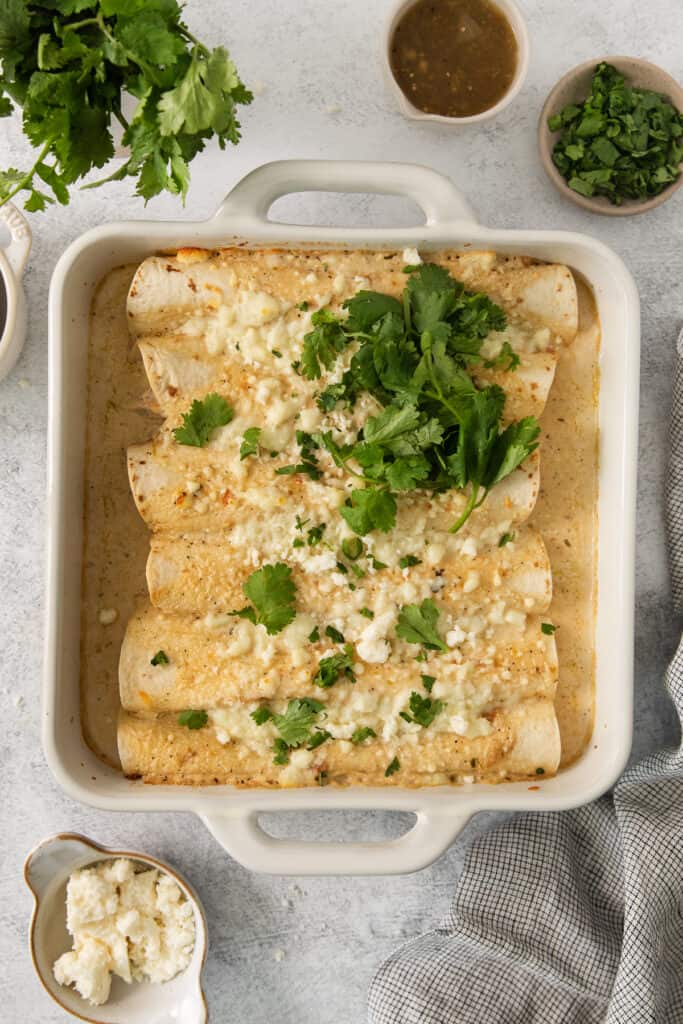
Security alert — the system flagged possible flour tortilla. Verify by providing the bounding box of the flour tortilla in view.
[127,250,577,346]
[127,445,541,535]
[145,523,550,617]
[120,603,557,711]
[139,336,557,425]
[117,696,561,786]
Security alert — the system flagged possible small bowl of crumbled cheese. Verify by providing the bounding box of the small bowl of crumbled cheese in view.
[24,833,207,1023]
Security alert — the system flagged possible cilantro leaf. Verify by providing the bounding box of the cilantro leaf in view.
[343,290,403,332]
[484,342,521,372]
[276,431,321,480]
[325,625,345,643]
[234,563,296,635]
[178,709,208,730]
[313,644,356,688]
[150,649,169,666]
[351,726,377,744]
[421,674,436,692]
[301,310,350,379]
[240,426,261,460]
[396,599,448,652]
[307,729,332,751]
[271,697,324,747]
[340,489,397,536]
[399,690,444,727]
[251,706,273,726]
[398,555,421,569]
[385,756,401,777]
[173,393,233,447]
[541,622,557,635]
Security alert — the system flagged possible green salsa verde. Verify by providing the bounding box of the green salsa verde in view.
[390,0,518,118]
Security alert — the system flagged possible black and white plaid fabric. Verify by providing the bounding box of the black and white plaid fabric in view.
[369,331,683,1024]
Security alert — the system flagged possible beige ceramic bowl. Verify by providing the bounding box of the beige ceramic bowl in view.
[539,56,683,216]
[383,0,530,125]
[24,833,208,1023]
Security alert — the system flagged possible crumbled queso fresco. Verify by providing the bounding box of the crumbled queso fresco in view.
[52,858,195,1006]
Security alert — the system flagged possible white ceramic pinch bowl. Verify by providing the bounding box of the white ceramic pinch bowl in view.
[24,833,208,1024]
[0,201,31,380]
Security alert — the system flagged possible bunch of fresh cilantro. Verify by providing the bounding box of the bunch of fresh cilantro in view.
[296,263,539,534]
[549,62,683,204]
[0,0,252,210]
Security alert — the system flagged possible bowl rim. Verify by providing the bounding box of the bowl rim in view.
[538,54,683,216]
[382,0,530,125]
[24,832,209,1024]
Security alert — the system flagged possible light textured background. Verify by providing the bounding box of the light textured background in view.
[1,1,682,1021]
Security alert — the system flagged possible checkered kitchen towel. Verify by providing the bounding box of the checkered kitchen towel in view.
[368,330,683,1024]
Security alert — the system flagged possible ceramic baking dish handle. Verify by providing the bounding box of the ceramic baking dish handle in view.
[211,160,477,232]
[200,809,469,875]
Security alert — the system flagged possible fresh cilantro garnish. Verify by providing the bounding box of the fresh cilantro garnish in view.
[421,673,436,692]
[0,2,252,211]
[340,489,397,537]
[173,394,233,447]
[335,561,349,575]
[297,301,309,311]
[178,710,208,730]
[240,426,262,460]
[276,431,321,480]
[307,523,326,546]
[150,650,169,666]
[251,706,273,726]
[308,625,320,642]
[541,623,557,635]
[301,309,351,379]
[360,607,375,620]
[270,697,325,755]
[296,265,538,532]
[549,62,683,205]
[371,557,388,570]
[293,539,305,549]
[273,738,290,765]
[341,537,363,560]
[399,691,444,727]
[307,729,332,750]
[231,563,296,635]
[396,599,448,652]
[313,644,356,688]
[351,726,377,744]
[484,342,521,372]
[498,532,515,547]
[272,349,282,358]
[325,625,345,643]
[398,555,421,569]
[385,756,401,777]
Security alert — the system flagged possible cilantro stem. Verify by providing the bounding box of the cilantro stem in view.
[449,483,479,534]
[0,141,51,207]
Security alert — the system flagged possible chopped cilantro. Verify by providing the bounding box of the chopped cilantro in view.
[272,349,282,358]
[398,555,422,569]
[273,738,290,765]
[251,706,273,726]
[421,673,436,692]
[231,563,296,635]
[150,650,169,666]
[498,532,515,547]
[385,757,401,777]
[276,431,321,480]
[371,557,388,571]
[360,607,375,620]
[325,625,345,643]
[484,342,520,372]
[292,538,305,549]
[313,644,356,688]
[297,301,309,311]
[541,623,557,636]
[341,536,364,560]
[399,691,444,727]
[549,62,683,205]
[307,523,326,546]
[351,726,377,744]
[307,729,332,750]
[173,394,233,447]
[396,599,448,652]
[308,626,321,643]
[239,426,262,460]
[178,710,208,730]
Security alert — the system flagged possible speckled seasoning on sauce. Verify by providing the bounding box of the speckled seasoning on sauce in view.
[390,0,518,117]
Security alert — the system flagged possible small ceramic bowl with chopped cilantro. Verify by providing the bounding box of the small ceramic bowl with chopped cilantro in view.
[539,57,683,215]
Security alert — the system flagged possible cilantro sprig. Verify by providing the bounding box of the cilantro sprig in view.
[251,697,325,765]
[549,62,683,204]
[173,393,233,447]
[231,563,296,635]
[0,0,252,210]
[300,264,538,533]
[399,691,444,728]
[396,599,448,653]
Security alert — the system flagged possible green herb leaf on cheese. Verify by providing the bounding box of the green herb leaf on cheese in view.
[150,649,169,666]
[399,691,444,727]
[396,599,448,652]
[385,756,401,777]
[351,726,377,744]
[232,563,296,635]
[178,709,208,730]
[239,426,262,460]
[173,393,233,447]
[313,644,356,688]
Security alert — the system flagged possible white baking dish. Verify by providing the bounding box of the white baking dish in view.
[45,161,639,875]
